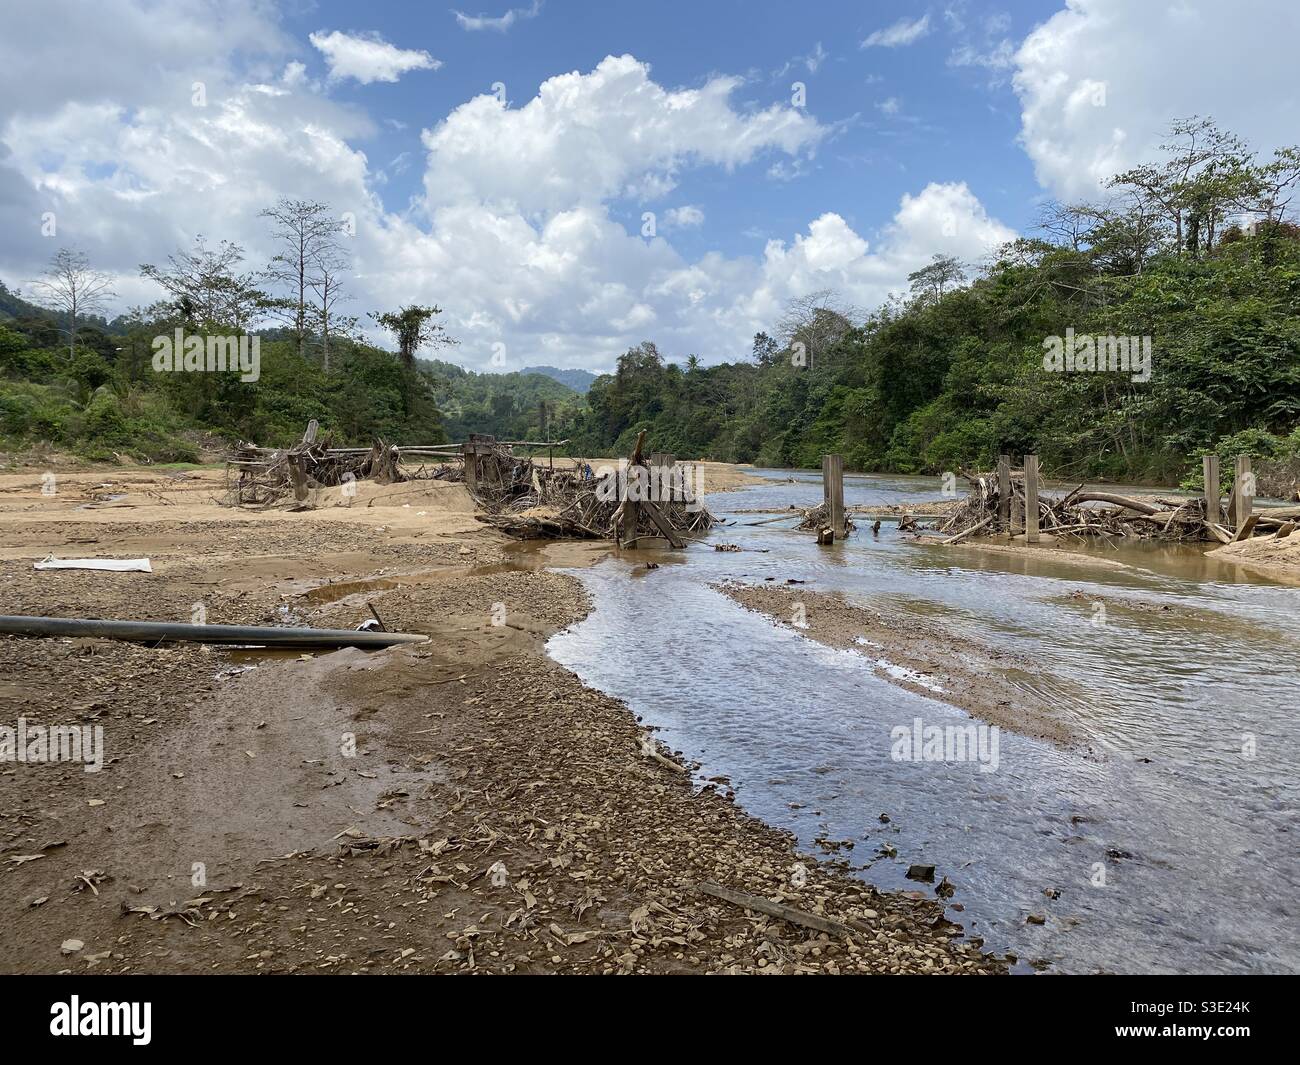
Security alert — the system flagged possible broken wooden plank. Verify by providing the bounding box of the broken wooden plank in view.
[695,881,867,939]
[1232,513,1260,542]
[641,499,685,548]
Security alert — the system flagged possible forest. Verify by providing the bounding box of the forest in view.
[2,118,1298,486]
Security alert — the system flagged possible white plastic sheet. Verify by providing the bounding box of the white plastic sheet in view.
[33,557,153,573]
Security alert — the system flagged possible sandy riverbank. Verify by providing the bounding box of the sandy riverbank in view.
[1208,529,1300,584]
[715,582,1084,749]
[0,466,1002,974]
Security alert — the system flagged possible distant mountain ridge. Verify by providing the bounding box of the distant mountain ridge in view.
[519,365,598,393]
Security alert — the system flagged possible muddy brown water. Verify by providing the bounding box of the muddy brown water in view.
[547,469,1299,974]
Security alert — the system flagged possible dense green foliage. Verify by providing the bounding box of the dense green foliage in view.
[563,123,1300,484]
[0,283,445,459]
[428,360,584,444]
[565,229,1300,483]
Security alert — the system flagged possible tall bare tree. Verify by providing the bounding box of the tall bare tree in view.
[307,242,352,372]
[907,254,966,303]
[140,236,265,330]
[775,289,859,368]
[260,199,348,358]
[29,248,117,360]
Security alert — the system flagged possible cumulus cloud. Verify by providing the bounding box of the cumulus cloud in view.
[862,14,931,48]
[309,29,441,84]
[453,2,542,33]
[420,55,825,215]
[1012,0,1300,200]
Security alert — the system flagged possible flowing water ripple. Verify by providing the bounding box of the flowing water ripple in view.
[546,470,1300,974]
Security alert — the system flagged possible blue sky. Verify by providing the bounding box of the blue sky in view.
[293,0,1049,256]
[2,1,1297,372]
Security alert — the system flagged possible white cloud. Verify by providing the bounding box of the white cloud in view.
[420,55,825,215]
[775,42,828,77]
[309,30,440,84]
[1012,0,1300,200]
[453,2,542,33]
[663,205,705,229]
[878,96,901,116]
[862,14,931,48]
[949,40,1013,69]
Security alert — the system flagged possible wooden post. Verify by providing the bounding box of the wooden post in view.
[821,454,845,542]
[1203,454,1221,525]
[461,441,478,494]
[287,454,308,502]
[1231,454,1253,531]
[997,454,1011,534]
[650,452,670,502]
[1024,454,1040,543]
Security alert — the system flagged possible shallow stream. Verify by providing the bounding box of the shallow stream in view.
[547,469,1299,974]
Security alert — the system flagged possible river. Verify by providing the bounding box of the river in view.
[546,468,1300,974]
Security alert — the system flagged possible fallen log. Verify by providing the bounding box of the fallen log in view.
[1203,522,1233,544]
[1069,492,1164,516]
[940,513,992,545]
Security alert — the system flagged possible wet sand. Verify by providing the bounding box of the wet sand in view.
[715,582,1083,748]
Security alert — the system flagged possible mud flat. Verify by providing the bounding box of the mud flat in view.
[0,465,1003,975]
[715,581,1082,748]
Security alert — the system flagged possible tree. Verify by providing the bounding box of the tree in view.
[371,305,457,369]
[1109,116,1252,258]
[307,242,352,372]
[907,254,966,303]
[775,290,858,368]
[260,199,348,358]
[140,236,265,330]
[29,248,116,360]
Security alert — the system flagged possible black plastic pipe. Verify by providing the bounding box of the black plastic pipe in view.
[0,615,428,650]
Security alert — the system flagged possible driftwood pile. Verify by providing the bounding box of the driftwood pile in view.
[222,422,713,546]
[223,421,455,508]
[796,502,857,535]
[470,432,715,546]
[937,469,1300,546]
[936,470,1272,545]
